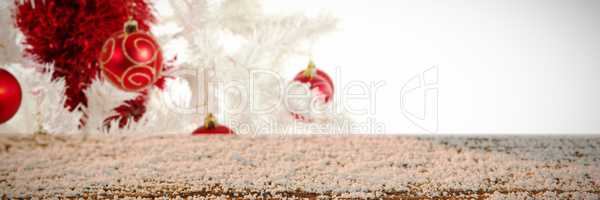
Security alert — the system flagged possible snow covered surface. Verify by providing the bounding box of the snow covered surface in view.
[0,134,599,199]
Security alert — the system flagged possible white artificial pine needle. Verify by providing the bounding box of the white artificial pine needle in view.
[1,0,351,134]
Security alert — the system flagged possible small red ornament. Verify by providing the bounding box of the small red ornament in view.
[0,68,22,124]
[289,61,334,121]
[99,19,163,92]
[293,61,334,102]
[192,113,235,135]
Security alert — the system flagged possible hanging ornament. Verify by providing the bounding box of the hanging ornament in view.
[289,61,334,121]
[99,18,163,92]
[293,61,334,102]
[192,113,235,135]
[0,68,22,124]
[192,65,234,135]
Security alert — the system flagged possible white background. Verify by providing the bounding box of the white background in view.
[263,0,600,134]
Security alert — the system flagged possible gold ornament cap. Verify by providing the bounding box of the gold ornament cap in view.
[124,17,139,34]
[304,60,317,79]
[204,113,217,129]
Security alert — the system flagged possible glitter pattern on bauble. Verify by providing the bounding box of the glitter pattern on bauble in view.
[99,20,163,92]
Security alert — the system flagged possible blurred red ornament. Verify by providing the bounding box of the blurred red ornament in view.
[293,61,334,102]
[192,113,235,135]
[290,61,334,121]
[0,69,22,124]
[99,19,163,92]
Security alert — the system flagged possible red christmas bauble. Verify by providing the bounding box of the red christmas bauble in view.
[293,62,334,102]
[290,61,334,122]
[192,125,235,135]
[192,114,235,135]
[99,21,163,92]
[0,69,22,124]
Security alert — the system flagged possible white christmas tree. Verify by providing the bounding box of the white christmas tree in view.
[0,0,352,134]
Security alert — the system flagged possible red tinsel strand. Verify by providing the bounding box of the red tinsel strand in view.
[101,55,177,128]
[153,76,168,90]
[14,0,155,111]
[103,93,148,129]
[101,75,173,129]
[154,55,179,90]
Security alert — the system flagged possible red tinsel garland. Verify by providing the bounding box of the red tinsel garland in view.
[14,0,158,127]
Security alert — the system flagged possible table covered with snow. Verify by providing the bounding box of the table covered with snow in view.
[0,134,599,199]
